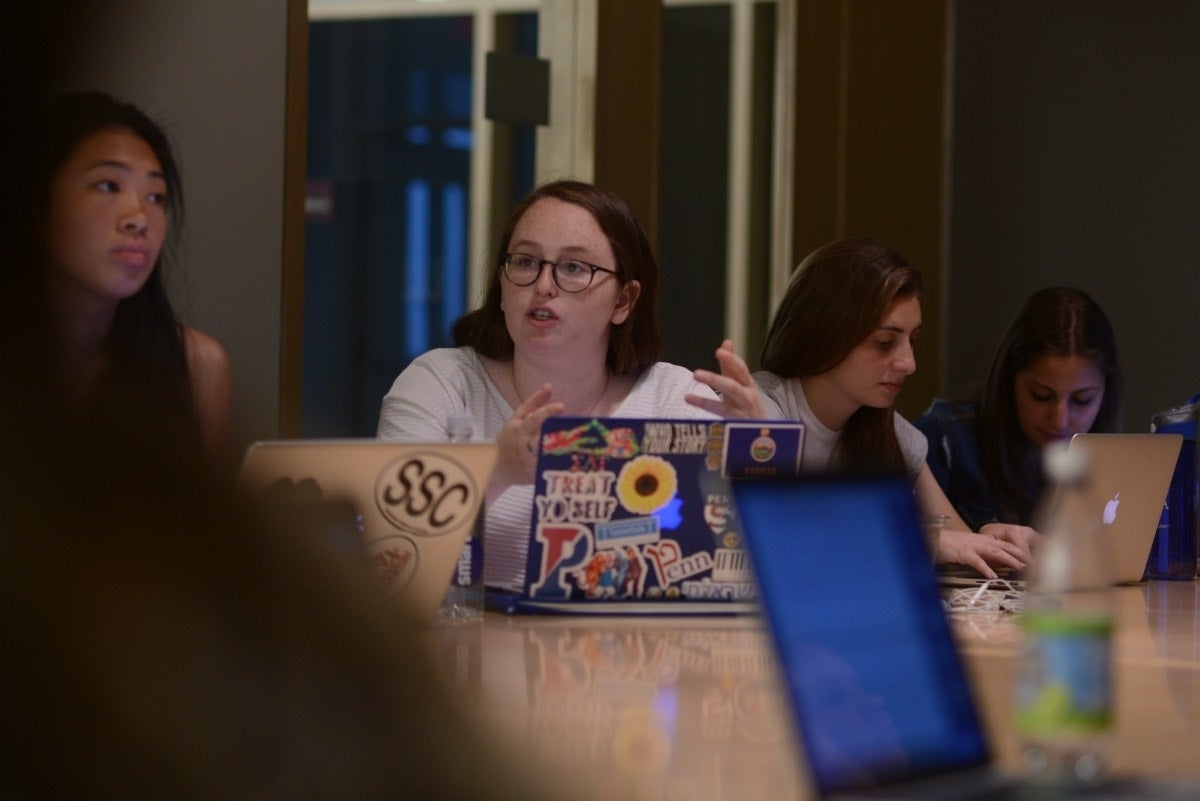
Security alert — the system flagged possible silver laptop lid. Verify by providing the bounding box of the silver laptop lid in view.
[240,439,497,622]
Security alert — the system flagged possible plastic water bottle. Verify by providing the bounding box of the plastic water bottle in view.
[441,415,485,622]
[1014,441,1113,781]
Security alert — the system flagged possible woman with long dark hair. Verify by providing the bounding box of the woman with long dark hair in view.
[17,91,230,463]
[915,287,1122,528]
[690,238,1035,578]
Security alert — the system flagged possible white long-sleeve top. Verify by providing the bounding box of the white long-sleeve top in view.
[377,346,719,589]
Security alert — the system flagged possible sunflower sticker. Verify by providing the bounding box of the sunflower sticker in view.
[616,455,678,515]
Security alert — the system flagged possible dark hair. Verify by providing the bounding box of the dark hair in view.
[451,180,663,375]
[761,238,923,473]
[18,91,197,444]
[977,286,1122,523]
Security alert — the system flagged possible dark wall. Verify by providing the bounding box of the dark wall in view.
[660,5,731,373]
[789,1,950,420]
[948,1,1200,429]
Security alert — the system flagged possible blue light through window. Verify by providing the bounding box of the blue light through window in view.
[405,180,431,358]
[441,127,473,150]
[442,182,466,325]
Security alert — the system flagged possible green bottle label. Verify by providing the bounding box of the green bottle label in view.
[1015,610,1113,736]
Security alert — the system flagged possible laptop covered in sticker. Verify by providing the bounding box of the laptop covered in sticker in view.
[487,417,805,615]
[239,439,498,623]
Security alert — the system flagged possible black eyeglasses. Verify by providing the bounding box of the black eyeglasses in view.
[500,252,618,293]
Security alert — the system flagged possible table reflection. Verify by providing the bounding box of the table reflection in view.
[465,617,804,801]
[951,581,1200,777]
[426,582,1200,800]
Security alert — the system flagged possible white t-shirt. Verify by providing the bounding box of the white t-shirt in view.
[377,346,719,589]
[753,371,928,479]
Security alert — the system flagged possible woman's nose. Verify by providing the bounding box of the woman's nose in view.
[533,262,558,295]
[895,344,917,375]
[120,209,149,235]
[119,195,151,235]
[1050,401,1071,430]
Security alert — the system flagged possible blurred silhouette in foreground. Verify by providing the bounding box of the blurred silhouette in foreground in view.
[4,413,557,799]
[0,7,552,800]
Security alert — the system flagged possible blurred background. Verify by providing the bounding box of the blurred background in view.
[34,0,1200,462]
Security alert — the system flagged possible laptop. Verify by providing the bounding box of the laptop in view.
[731,474,1200,800]
[487,416,805,615]
[1067,433,1181,585]
[239,439,498,623]
[938,432,1182,589]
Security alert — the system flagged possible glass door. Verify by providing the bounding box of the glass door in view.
[298,0,791,434]
[303,6,537,436]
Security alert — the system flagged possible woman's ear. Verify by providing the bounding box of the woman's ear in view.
[611,280,641,325]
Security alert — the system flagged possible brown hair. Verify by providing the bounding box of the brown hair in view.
[761,238,923,473]
[451,180,663,374]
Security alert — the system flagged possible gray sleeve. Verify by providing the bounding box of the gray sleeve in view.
[894,413,930,480]
[750,371,786,418]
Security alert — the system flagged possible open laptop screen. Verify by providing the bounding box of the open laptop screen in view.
[732,476,991,794]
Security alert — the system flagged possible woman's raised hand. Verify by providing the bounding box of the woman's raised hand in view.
[687,339,769,419]
[492,384,565,491]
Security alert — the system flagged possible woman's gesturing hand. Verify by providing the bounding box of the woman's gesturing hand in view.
[492,384,565,492]
[687,340,769,419]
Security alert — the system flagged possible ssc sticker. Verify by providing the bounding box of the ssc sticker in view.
[374,450,480,537]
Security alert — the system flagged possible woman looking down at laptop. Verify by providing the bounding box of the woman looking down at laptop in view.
[377,180,718,589]
[914,287,1122,530]
[12,91,231,465]
[688,238,1034,579]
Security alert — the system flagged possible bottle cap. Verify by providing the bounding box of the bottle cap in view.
[1043,440,1090,483]
[446,415,475,442]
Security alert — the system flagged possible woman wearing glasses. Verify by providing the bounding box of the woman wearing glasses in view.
[377,180,717,588]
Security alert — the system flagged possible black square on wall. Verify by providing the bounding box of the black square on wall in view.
[484,51,549,126]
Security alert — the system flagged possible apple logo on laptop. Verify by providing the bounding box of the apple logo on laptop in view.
[1103,492,1121,525]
